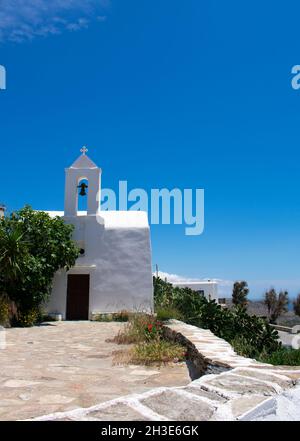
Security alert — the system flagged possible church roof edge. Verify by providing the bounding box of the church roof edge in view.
[69,153,99,170]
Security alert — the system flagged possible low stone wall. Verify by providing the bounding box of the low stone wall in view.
[163,323,230,378]
[165,320,271,371]
[31,320,300,421]
[270,324,293,333]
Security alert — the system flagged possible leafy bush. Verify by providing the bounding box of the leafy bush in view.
[153,276,206,323]
[16,307,40,327]
[156,306,183,322]
[0,206,79,325]
[229,335,262,359]
[154,276,281,359]
[259,347,300,366]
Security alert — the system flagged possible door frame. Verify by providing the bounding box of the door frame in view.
[66,273,90,320]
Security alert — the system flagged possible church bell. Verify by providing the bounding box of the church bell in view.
[77,182,88,196]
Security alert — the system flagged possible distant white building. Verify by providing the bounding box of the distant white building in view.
[172,281,218,302]
[44,149,153,320]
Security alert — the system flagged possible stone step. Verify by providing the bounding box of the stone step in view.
[198,372,280,396]
[139,389,216,421]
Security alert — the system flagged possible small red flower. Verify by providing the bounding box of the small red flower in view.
[147,324,153,332]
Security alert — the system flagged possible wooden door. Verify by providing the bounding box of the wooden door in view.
[66,274,90,320]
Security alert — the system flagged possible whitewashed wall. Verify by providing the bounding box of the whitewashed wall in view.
[45,212,153,319]
[172,281,218,302]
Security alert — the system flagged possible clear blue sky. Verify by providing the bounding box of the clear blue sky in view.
[1,1,300,299]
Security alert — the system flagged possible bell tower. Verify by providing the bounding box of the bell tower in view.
[64,147,101,216]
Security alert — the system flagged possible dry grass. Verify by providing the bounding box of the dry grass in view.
[108,312,187,366]
[112,348,134,365]
[112,341,186,366]
[132,340,186,365]
[107,313,160,345]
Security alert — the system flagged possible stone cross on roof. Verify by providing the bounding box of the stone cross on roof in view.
[80,146,88,155]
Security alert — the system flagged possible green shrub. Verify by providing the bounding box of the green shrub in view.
[259,347,300,366]
[153,276,281,359]
[156,306,183,322]
[17,307,40,327]
[0,206,79,325]
[229,335,260,359]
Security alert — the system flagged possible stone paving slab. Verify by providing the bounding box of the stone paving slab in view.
[230,367,294,389]
[28,320,300,421]
[226,395,271,419]
[0,322,190,420]
[240,386,300,421]
[140,389,216,421]
[197,372,280,396]
[86,403,149,421]
[182,385,227,403]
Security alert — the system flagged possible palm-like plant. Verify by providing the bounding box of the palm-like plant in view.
[0,223,28,288]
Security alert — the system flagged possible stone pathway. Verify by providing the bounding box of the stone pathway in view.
[0,321,190,420]
[248,385,300,420]
[31,320,300,421]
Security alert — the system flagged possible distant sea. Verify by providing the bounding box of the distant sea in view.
[247,296,296,311]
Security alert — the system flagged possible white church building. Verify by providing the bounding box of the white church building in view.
[44,149,153,320]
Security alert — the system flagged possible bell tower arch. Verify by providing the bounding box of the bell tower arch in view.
[64,147,101,216]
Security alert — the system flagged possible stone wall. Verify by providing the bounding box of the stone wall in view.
[164,320,271,370]
[163,324,230,378]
